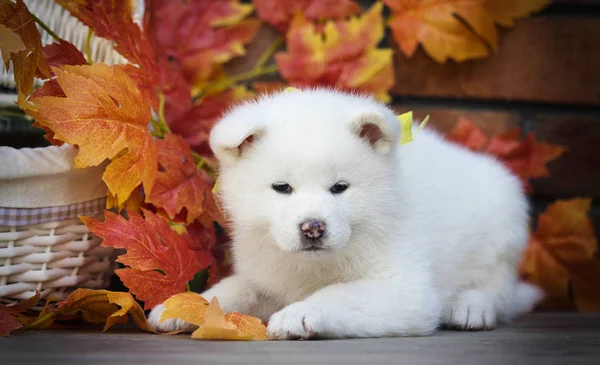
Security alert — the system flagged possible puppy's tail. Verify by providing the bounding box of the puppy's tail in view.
[506,281,545,320]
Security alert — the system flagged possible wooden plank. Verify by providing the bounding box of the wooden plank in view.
[531,114,600,198]
[0,314,599,365]
[553,0,600,4]
[391,18,600,106]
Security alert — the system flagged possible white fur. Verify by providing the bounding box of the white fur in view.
[148,88,543,338]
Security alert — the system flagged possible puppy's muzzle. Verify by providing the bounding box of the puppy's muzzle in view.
[300,219,326,239]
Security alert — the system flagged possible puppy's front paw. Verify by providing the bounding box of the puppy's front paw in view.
[267,302,324,340]
[147,304,198,333]
[445,290,496,330]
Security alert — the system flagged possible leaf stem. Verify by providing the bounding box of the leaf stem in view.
[157,91,171,134]
[193,64,279,101]
[85,29,93,65]
[192,151,216,177]
[254,36,283,70]
[22,312,56,330]
[30,12,60,42]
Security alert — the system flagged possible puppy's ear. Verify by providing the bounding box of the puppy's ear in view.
[350,111,396,154]
[209,118,265,165]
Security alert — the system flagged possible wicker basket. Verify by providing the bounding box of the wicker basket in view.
[0,144,114,305]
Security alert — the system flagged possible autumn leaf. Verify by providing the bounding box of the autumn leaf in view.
[82,209,209,310]
[445,118,566,191]
[444,117,489,152]
[21,64,157,206]
[253,0,361,31]
[42,40,87,73]
[520,199,600,312]
[145,134,215,225]
[275,3,394,102]
[0,0,50,93]
[0,23,25,62]
[384,0,550,63]
[144,0,259,90]
[5,291,41,314]
[487,132,567,188]
[56,289,154,332]
[167,86,255,156]
[55,0,159,107]
[55,0,156,75]
[0,305,22,336]
[199,297,269,340]
[161,292,209,326]
[160,293,268,340]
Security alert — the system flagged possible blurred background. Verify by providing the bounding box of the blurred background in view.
[1,0,598,312]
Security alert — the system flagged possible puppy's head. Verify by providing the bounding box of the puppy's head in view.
[210,89,399,255]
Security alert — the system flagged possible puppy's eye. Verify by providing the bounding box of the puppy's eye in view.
[330,181,349,194]
[272,182,292,194]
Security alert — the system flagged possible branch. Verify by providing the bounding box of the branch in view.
[30,12,60,42]
[254,36,283,70]
[193,64,279,101]
[85,29,93,65]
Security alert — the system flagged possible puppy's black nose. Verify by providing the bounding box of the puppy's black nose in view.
[300,219,326,239]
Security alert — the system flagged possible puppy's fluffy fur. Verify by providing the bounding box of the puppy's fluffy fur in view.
[148,88,542,339]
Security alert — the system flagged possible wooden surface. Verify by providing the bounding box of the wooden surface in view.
[1,313,599,365]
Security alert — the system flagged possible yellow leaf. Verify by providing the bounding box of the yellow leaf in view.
[57,289,154,332]
[385,0,550,63]
[161,292,209,327]
[191,297,269,341]
[105,291,152,332]
[276,2,394,101]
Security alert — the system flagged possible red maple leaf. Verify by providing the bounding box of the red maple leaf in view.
[41,40,87,75]
[146,134,215,225]
[0,305,22,337]
[167,87,256,156]
[253,0,361,32]
[82,209,210,310]
[444,117,489,152]
[275,3,394,102]
[144,0,259,89]
[445,118,566,192]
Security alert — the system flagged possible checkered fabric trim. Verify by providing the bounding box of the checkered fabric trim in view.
[0,197,107,227]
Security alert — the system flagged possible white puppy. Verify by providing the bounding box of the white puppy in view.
[148,88,542,339]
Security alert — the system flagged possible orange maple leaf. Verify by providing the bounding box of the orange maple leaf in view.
[55,0,159,108]
[144,0,259,90]
[0,0,50,93]
[22,63,157,205]
[55,289,154,332]
[520,198,600,312]
[275,3,394,102]
[445,118,566,192]
[253,0,361,31]
[146,134,215,225]
[384,0,550,63]
[161,293,269,341]
[82,209,210,310]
